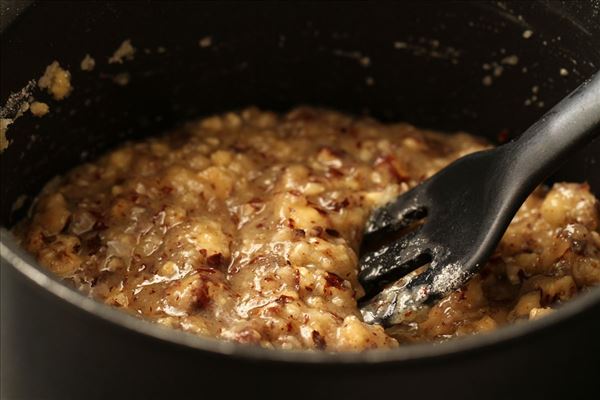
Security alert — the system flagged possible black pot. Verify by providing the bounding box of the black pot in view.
[1,2,599,399]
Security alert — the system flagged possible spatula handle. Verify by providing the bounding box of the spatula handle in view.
[507,71,600,191]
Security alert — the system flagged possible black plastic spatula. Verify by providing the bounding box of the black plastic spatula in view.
[359,71,600,326]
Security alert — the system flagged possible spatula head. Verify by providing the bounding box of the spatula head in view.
[359,147,518,326]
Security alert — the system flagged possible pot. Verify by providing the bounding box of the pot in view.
[1,1,599,399]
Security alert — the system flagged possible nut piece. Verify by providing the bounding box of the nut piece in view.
[37,235,82,277]
[540,183,599,229]
[34,192,71,236]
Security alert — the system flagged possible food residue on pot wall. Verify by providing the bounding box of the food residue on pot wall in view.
[0,80,37,152]
[392,38,461,64]
[38,61,72,100]
[108,39,136,64]
[80,54,96,71]
[0,61,73,152]
[332,49,371,67]
[113,72,130,86]
[198,36,212,48]
[30,101,49,117]
[0,118,12,151]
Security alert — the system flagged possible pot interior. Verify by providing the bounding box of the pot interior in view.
[1,2,599,229]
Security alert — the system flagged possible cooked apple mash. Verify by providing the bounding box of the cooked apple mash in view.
[15,108,600,350]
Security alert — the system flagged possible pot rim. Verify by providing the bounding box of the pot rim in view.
[2,228,600,364]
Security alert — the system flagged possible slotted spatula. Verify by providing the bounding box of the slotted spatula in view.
[359,71,600,326]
